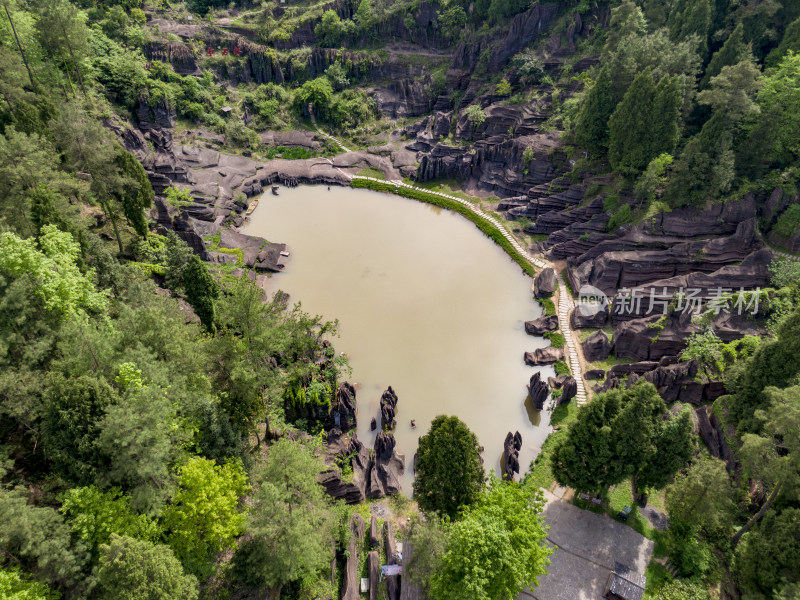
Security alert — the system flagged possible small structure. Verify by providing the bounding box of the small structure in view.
[604,569,646,600]
[220,106,233,115]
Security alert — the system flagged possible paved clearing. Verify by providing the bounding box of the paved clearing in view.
[520,490,654,600]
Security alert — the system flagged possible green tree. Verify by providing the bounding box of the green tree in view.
[428,478,552,600]
[0,486,89,591]
[635,153,673,205]
[753,51,800,167]
[667,0,711,55]
[314,11,347,48]
[665,458,735,537]
[0,568,59,600]
[294,77,334,120]
[182,255,219,333]
[463,104,486,127]
[99,372,187,514]
[552,382,691,497]
[735,508,800,599]
[766,17,800,67]
[604,0,647,54]
[413,415,484,519]
[697,59,762,121]
[403,514,448,594]
[95,535,198,600]
[681,327,724,380]
[664,110,734,207]
[439,6,466,41]
[0,127,74,237]
[495,78,512,96]
[728,306,800,424]
[60,486,157,549]
[163,457,248,576]
[0,225,108,317]
[35,0,91,95]
[42,374,118,483]
[113,148,153,238]
[234,439,333,599]
[702,23,748,87]
[608,71,680,174]
[574,65,615,156]
[636,406,695,496]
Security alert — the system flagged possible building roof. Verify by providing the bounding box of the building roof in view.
[606,573,645,600]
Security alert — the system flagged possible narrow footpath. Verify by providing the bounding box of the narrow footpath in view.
[351,176,588,405]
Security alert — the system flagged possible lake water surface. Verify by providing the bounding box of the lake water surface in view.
[242,185,553,492]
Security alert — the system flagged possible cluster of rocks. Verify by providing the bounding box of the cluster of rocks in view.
[319,384,406,504]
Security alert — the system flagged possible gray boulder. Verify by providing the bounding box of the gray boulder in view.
[534,267,557,298]
[524,346,563,366]
[582,330,611,362]
[525,314,559,336]
[560,376,577,404]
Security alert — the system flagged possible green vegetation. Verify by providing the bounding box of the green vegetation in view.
[413,416,484,520]
[551,381,694,499]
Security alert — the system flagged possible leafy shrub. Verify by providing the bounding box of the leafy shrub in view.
[553,360,570,376]
[544,331,566,348]
[608,204,632,231]
[464,104,486,127]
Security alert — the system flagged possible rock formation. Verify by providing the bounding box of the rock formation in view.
[366,431,405,499]
[331,381,357,432]
[527,371,549,410]
[319,429,370,504]
[502,431,522,481]
[582,330,611,362]
[525,314,558,335]
[341,514,366,600]
[524,346,563,366]
[560,376,578,404]
[380,386,399,430]
[534,267,557,298]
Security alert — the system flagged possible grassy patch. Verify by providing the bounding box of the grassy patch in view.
[540,297,556,316]
[574,479,668,554]
[643,560,673,598]
[264,145,318,160]
[553,360,571,376]
[544,331,566,348]
[522,430,566,492]
[205,231,244,266]
[409,178,476,202]
[550,400,578,428]
[351,178,536,277]
[560,268,575,297]
[356,166,385,179]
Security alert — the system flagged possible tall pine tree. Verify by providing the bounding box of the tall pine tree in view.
[608,71,681,174]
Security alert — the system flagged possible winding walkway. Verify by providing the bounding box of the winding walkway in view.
[309,105,351,153]
[351,176,588,406]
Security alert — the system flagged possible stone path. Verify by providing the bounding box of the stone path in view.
[351,176,588,404]
[772,247,800,261]
[309,104,352,153]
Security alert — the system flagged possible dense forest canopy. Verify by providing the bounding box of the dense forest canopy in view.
[0,0,799,598]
